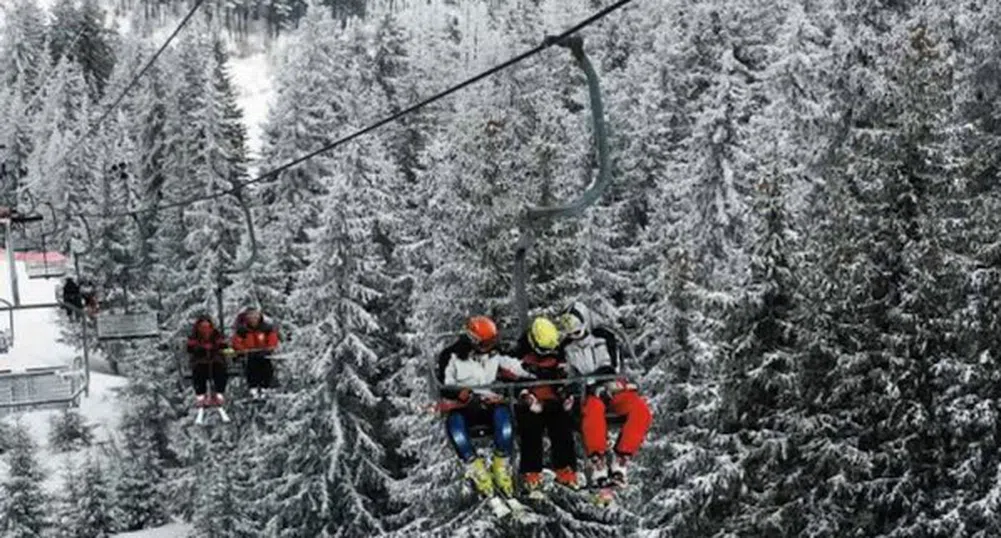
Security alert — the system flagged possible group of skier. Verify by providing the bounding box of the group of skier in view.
[185,307,279,406]
[436,301,653,502]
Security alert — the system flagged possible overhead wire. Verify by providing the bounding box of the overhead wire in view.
[50,0,209,176]
[69,0,636,220]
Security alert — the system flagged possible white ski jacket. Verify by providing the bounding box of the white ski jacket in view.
[442,351,533,399]
[561,326,618,377]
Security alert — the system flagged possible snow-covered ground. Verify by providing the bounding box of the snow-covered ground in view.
[0,257,190,536]
[113,521,193,537]
[0,252,75,371]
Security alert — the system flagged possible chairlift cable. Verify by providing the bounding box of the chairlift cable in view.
[66,0,636,220]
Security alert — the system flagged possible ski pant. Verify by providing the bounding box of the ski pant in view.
[581,390,652,457]
[446,404,513,462]
[191,361,228,396]
[244,353,274,389]
[516,400,577,474]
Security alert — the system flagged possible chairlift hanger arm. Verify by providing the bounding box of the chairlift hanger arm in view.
[514,34,610,330]
[222,185,259,276]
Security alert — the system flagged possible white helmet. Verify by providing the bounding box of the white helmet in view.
[559,301,592,341]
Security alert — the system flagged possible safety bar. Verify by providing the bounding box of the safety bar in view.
[438,373,624,393]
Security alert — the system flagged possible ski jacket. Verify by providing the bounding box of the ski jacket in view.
[508,334,566,401]
[436,335,532,400]
[232,318,279,355]
[187,318,228,364]
[560,326,619,378]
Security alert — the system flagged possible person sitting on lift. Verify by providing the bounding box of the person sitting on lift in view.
[437,315,534,498]
[509,316,580,495]
[558,301,652,489]
[186,315,234,407]
[231,307,279,399]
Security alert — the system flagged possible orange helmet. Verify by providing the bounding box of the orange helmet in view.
[465,316,498,352]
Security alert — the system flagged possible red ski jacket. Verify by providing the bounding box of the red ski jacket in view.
[232,320,278,354]
[187,318,227,364]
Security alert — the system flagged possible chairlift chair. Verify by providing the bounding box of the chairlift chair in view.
[96,311,160,341]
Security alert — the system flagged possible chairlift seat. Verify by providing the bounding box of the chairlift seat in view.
[97,312,159,340]
[25,259,67,279]
[0,367,81,415]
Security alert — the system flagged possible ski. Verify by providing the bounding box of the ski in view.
[217,406,231,423]
[195,407,206,425]
[488,497,511,518]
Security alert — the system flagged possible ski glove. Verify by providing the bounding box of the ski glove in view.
[562,394,575,412]
[519,390,543,413]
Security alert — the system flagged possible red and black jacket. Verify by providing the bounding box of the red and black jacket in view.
[508,334,566,401]
[232,317,279,355]
[187,317,228,364]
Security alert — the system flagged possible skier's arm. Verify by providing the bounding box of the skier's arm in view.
[265,328,279,350]
[436,348,462,400]
[593,327,620,375]
[495,354,536,380]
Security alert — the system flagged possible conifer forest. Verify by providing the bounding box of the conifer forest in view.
[3,0,1001,536]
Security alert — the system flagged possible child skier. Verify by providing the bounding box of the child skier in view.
[509,316,579,496]
[186,315,234,407]
[436,316,534,498]
[558,301,652,490]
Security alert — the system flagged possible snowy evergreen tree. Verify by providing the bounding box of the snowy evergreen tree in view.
[0,423,49,538]
[55,453,115,538]
[48,409,94,452]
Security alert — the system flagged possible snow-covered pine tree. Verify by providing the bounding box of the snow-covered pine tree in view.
[801,6,972,534]
[48,409,94,452]
[0,422,50,537]
[112,407,169,532]
[249,5,342,330]
[56,453,115,538]
[190,456,256,538]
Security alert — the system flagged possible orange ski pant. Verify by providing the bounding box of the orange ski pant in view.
[580,390,652,457]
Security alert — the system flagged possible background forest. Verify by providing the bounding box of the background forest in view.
[4,0,1001,536]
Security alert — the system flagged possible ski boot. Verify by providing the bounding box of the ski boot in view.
[553,467,580,491]
[465,457,494,497]
[490,454,515,497]
[521,472,545,500]
[610,454,630,487]
[588,454,614,505]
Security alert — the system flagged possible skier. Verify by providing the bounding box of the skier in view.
[186,315,234,407]
[231,307,279,398]
[558,301,652,490]
[79,280,98,317]
[61,277,82,320]
[437,315,535,499]
[509,316,579,495]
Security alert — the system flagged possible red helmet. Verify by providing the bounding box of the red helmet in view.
[465,316,498,352]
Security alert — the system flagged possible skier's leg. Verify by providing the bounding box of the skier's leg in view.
[245,355,258,389]
[262,356,275,388]
[515,406,544,473]
[609,390,652,456]
[191,363,209,403]
[548,398,580,474]
[447,410,493,496]
[445,411,475,462]
[491,405,514,457]
[580,394,608,457]
[213,361,228,399]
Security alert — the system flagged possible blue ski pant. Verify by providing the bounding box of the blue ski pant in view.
[445,404,513,462]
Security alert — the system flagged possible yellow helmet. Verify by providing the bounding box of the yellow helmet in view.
[529,316,560,353]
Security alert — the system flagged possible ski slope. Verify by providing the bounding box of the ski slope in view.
[0,252,76,372]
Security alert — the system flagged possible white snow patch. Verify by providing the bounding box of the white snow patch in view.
[112,521,194,537]
[228,49,274,164]
[0,262,126,495]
